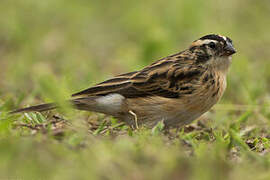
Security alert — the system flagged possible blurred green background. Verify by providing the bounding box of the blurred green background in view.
[1,0,270,179]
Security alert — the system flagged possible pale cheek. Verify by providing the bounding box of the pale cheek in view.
[227,56,232,65]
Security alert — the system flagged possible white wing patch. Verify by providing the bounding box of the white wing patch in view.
[96,93,125,113]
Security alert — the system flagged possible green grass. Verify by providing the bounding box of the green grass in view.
[1,0,270,179]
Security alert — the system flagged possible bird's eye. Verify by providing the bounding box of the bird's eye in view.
[209,42,216,49]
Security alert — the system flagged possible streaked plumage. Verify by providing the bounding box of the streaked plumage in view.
[12,34,236,128]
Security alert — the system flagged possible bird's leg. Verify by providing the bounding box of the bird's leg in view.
[129,110,138,129]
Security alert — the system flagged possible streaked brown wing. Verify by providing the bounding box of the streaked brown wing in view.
[72,54,202,98]
[71,71,138,97]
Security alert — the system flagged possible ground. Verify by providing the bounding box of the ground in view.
[1,0,270,179]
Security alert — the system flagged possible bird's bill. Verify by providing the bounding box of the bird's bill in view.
[223,43,236,56]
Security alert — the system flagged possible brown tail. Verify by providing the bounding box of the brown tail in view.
[10,103,57,114]
[10,97,99,114]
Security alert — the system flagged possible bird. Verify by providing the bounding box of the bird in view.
[11,34,236,129]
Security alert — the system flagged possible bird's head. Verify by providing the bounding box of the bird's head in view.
[189,34,236,72]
